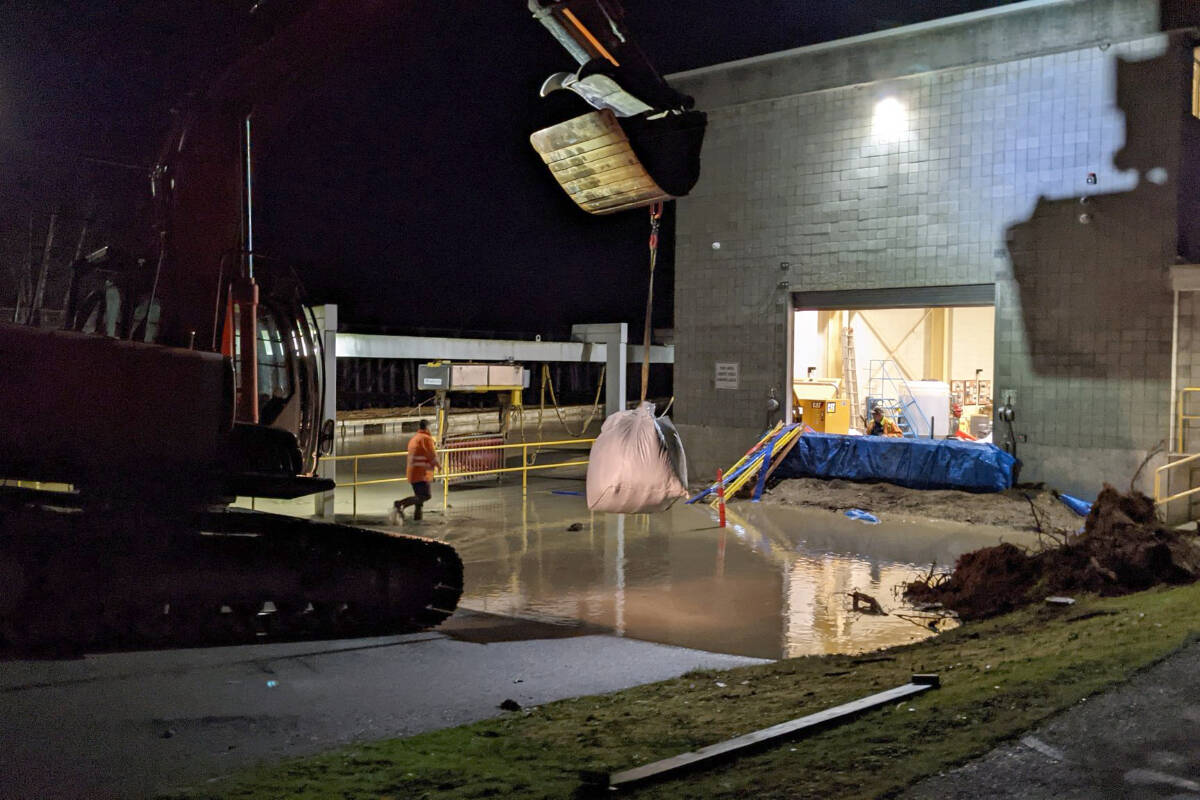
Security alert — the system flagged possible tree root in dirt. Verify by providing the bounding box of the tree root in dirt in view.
[848,591,886,615]
[905,485,1200,620]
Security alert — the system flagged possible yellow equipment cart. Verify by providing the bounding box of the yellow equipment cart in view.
[792,379,851,434]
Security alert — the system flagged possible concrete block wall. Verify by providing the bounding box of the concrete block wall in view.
[672,0,1193,494]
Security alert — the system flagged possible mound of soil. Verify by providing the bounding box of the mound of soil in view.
[907,485,1200,619]
[762,477,1082,532]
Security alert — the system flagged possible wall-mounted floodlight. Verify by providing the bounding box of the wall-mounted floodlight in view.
[872,97,907,144]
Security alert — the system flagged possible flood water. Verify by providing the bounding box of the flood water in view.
[443,483,1038,660]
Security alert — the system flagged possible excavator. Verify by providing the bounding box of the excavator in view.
[0,0,704,654]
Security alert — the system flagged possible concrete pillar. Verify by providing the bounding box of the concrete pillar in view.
[817,310,840,379]
[312,304,338,520]
[571,322,628,418]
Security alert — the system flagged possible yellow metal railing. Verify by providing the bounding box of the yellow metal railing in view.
[1158,387,1200,509]
[1154,450,1200,507]
[327,437,595,518]
[0,480,74,492]
[1179,387,1200,453]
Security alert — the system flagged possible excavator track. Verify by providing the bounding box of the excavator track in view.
[0,488,463,657]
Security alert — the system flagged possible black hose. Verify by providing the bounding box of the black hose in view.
[1022,491,1043,533]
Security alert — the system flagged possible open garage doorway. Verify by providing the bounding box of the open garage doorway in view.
[791,285,995,439]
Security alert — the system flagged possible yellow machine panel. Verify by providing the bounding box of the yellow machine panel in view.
[792,379,850,435]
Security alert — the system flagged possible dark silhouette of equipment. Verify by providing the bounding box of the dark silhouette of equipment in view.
[0,0,703,655]
[529,0,707,213]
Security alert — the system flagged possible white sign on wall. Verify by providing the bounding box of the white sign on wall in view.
[715,361,740,390]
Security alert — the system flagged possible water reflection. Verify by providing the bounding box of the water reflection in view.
[449,486,1037,660]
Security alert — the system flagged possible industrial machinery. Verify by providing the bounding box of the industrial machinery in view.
[792,378,851,434]
[419,361,529,483]
[418,362,529,432]
[0,1,703,654]
[418,362,528,402]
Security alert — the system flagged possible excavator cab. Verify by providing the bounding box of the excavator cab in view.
[528,0,706,213]
[223,262,325,484]
[53,246,325,499]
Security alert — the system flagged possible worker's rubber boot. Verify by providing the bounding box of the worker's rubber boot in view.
[412,502,423,521]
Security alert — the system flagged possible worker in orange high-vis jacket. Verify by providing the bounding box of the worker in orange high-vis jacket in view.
[391,419,440,523]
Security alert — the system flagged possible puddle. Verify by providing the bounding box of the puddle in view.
[447,485,1039,660]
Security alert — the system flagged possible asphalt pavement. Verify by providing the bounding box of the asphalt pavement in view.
[904,638,1200,799]
[0,610,766,799]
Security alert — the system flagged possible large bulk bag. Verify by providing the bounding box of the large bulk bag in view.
[586,402,688,514]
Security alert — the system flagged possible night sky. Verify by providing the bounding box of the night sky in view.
[0,0,1023,339]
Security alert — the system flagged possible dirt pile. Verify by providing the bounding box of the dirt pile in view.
[906,485,1200,619]
[762,477,1082,532]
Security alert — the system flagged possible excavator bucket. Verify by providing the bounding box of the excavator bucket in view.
[531,108,705,215]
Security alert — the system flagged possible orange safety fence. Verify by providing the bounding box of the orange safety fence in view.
[442,434,505,484]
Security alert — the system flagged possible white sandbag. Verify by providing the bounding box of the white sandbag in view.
[586,402,688,514]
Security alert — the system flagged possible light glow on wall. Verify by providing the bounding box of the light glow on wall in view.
[872,97,908,144]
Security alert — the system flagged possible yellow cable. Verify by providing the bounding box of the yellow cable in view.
[543,364,605,439]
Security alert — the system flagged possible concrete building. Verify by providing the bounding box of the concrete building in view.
[670,0,1200,500]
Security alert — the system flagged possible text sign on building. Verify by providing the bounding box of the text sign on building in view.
[715,362,740,390]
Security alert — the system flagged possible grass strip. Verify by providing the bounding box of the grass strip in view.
[169,582,1200,799]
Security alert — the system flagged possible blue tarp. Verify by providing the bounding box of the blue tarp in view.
[771,433,1017,493]
[1055,492,1093,517]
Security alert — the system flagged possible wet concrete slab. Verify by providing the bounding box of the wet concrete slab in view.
[0,610,764,799]
[157,451,1049,797]
[257,473,1039,660]
[434,482,1039,659]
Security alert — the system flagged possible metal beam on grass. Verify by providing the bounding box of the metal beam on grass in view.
[585,674,940,791]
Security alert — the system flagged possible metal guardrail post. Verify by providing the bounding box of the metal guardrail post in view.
[1178,388,1200,453]
[1154,450,1200,506]
[325,437,594,519]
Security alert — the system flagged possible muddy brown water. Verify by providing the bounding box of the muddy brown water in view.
[434,482,1040,660]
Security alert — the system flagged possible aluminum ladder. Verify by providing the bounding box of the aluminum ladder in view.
[841,327,861,423]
